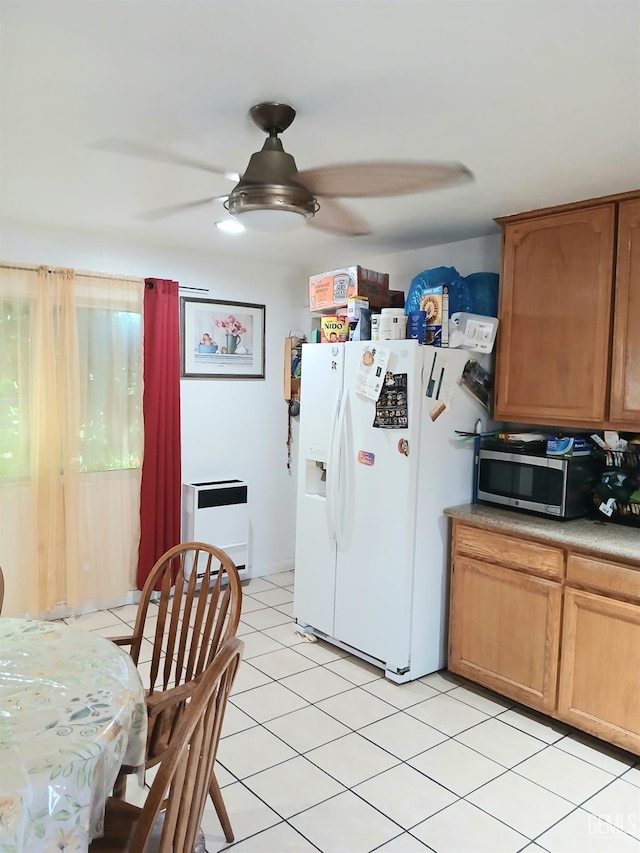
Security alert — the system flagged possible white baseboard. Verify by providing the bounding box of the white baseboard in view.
[247,558,295,579]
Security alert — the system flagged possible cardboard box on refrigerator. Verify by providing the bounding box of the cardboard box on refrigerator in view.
[421,284,449,347]
[347,297,369,320]
[309,266,389,312]
[388,290,405,308]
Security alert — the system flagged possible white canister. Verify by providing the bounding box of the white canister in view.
[371,314,381,341]
[378,314,395,340]
[381,308,407,339]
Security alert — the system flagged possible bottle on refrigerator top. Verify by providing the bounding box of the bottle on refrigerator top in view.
[370,314,381,341]
[380,308,407,339]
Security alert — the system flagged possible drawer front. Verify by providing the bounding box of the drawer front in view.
[568,554,640,603]
[455,523,565,579]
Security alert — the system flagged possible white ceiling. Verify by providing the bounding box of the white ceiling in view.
[1,0,638,269]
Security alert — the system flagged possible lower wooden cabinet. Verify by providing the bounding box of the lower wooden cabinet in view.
[558,588,640,754]
[449,555,562,713]
[448,520,640,756]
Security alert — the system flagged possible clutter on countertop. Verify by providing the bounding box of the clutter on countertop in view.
[546,435,593,457]
[481,432,548,453]
[591,430,640,526]
[480,428,640,528]
[481,432,600,458]
[473,428,639,528]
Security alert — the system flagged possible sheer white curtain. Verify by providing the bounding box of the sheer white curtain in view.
[0,264,144,616]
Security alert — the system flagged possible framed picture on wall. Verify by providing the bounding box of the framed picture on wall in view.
[180,297,266,379]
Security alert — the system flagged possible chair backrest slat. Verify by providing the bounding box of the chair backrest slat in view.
[190,557,221,678]
[130,542,242,761]
[129,638,243,852]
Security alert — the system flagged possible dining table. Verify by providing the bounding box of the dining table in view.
[0,617,147,852]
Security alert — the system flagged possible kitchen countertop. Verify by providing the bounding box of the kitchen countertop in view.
[444,504,640,565]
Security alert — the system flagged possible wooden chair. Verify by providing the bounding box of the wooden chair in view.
[0,565,4,614]
[112,542,242,841]
[90,637,244,853]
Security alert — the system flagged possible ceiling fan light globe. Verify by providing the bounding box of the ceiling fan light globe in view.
[235,208,308,233]
[215,219,245,234]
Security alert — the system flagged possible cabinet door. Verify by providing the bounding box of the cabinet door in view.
[495,205,615,426]
[610,198,640,427]
[558,588,640,755]
[448,555,562,712]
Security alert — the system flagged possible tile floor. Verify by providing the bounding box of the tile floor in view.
[65,572,640,853]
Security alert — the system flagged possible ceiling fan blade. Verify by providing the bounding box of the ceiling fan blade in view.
[90,138,239,181]
[138,196,227,222]
[297,161,473,199]
[308,198,370,237]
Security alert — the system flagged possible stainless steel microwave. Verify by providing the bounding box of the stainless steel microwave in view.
[476,448,598,519]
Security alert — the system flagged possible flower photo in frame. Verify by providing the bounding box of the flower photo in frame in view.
[181,297,266,379]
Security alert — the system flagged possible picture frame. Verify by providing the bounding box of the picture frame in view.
[180,297,266,379]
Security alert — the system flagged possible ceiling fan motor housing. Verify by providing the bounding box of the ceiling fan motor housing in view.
[225,137,318,219]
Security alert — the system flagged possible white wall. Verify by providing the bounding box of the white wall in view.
[352,234,502,291]
[0,223,308,578]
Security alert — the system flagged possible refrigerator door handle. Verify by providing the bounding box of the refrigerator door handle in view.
[326,390,342,542]
[334,388,350,551]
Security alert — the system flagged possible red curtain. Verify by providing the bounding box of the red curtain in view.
[137,278,182,589]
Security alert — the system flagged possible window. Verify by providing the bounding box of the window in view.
[77,307,142,472]
[0,301,142,477]
[0,265,145,614]
[0,298,31,478]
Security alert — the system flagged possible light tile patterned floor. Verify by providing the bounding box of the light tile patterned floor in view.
[67,572,640,852]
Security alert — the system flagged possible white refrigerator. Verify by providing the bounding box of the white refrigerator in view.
[293,340,489,682]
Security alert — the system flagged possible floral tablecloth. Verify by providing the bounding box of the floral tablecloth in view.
[0,618,147,852]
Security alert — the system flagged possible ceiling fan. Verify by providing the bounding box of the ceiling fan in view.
[96,102,473,236]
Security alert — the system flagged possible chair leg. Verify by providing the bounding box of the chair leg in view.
[208,772,234,843]
[112,772,127,800]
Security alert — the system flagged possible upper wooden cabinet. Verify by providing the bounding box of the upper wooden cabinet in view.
[610,199,640,425]
[494,191,640,429]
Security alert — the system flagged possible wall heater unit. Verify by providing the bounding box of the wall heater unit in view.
[181,480,249,581]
